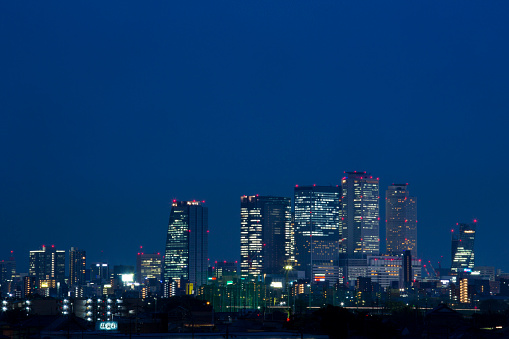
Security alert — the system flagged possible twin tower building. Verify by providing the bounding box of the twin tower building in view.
[164,172,417,290]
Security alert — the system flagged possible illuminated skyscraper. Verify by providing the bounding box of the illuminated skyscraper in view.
[340,172,380,258]
[136,252,162,283]
[293,185,341,283]
[69,247,86,287]
[29,245,65,282]
[386,184,417,256]
[451,221,476,274]
[240,195,292,278]
[164,200,208,290]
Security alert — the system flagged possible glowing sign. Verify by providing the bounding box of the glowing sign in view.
[270,281,283,288]
[96,321,118,331]
[121,274,134,282]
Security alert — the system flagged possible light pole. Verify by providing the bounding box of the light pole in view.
[284,265,293,313]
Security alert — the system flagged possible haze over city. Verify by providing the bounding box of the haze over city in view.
[1,1,508,274]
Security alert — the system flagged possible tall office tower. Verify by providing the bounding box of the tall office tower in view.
[340,172,380,259]
[386,184,418,256]
[136,252,162,282]
[240,195,292,278]
[164,200,208,290]
[69,247,86,287]
[29,245,65,281]
[451,221,476,274]
[293,185,341,282]
[90,263,109,283]
[0,252,16,289]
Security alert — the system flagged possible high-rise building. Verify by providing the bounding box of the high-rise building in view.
[240,195,292,278]
[212,261,238,279]
[293,185,341,283]
[386,184,417,256]
[451,221,476,274]
[90,263,109,283]
[29,245,65,282]
[0,252,16,292]
[69,247,86,287]
[340,172,380,258]
[402,250,413,288]
[164,200,208,291]
[136,252,162,283]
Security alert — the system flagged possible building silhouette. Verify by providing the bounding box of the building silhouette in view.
[451,221,476,274]
[90,262,109,283]
[164,200,208,292]
[293,185,341,283]
[240,195,292,278]
[386,184,417,256]
[69,247,86,287]
[0,252,16,294]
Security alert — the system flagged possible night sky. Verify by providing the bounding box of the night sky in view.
[1,1,508,274]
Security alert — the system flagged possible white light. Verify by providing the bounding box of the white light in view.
[121,274,134,283]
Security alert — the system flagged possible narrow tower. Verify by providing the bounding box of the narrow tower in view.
[164,200,208,291]
[386,184,417,256]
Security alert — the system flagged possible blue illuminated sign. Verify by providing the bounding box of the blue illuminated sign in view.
[96,321,118,331]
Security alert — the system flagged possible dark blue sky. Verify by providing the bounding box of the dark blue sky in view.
[1,1,508,273]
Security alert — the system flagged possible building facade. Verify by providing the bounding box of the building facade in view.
[164,200,208,291]
[69,247,86,287]
[451,221,476,274]
[90,262,109,283]
[240,195,292,278]
[136,252,162,282]
[29,245,65,282]
[344,255,421,288]
[293,185,341,283]
[340,172,380,259]
[385,184,417,256]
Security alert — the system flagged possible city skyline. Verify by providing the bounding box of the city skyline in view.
[0,179,485,277]
[1,1,508,275]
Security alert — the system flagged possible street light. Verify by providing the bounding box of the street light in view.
[284,265,293,314]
